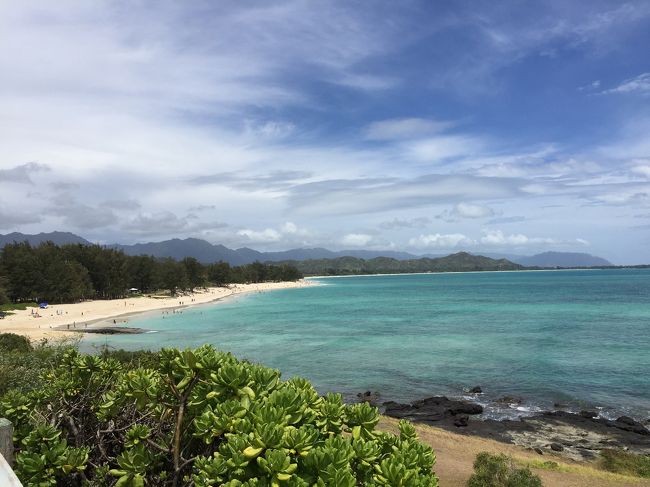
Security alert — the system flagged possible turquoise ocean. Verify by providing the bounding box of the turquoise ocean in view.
[82,269,650,421]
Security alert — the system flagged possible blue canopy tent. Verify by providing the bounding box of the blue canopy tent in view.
[39,302,48,309]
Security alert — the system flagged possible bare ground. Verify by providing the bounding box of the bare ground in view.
[378,417,650,487]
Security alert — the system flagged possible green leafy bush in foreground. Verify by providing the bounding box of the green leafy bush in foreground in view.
[1,344,438,486]
[467,452,542,487]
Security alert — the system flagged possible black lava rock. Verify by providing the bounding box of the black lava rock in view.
[579,410,598,419]
[383,396,483,424]
[454,415,469,427]
[356,391,381,406]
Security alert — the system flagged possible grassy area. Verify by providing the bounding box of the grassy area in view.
[519,460,569,473]
[600,450,650,478]
[0,301,38,316]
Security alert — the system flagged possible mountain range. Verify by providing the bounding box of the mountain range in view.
[0,231,614,268]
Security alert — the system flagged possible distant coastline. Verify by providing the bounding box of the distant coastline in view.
[307,267,602,279]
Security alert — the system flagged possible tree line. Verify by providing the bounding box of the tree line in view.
[0,242,302,304]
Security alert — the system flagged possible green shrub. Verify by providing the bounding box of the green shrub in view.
[0,301,37,312]
[468,452,542,487]
[1,344,439,486]
[0,332,33,352]
[0,339,74,396]
[600,449,650,478]
[98,346,161,368]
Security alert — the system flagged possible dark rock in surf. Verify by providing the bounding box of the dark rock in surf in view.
[612,416,649,436]
[71,327,147,335]
[580,410,598,419]
[383,396,483,425]
[469,386,482,394]
[357,391,381,406]
[496,396,522,405]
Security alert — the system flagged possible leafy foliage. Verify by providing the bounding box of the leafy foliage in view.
[1,344,438,486]
[0,335,74,395]
[0,241,302,303]
[0,332,33,352]
[467,452,542,487]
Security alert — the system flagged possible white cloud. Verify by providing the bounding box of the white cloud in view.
[364,118,452,141]
[281,222,299,234]
[455,203,495,218]
[578,80,601,91]
[631,164,650,179]
[238,222,310,244]
[335,73,398,91]
[237,228,282,243]
[245,120,296,140]
[378,217,431,230]
[602,73,650,95]
[408,233,473,248]
[479,230,587,248]
[587,192,650,206]
[406,135,484,162]
[288,174,523,216]
[480,230,532,246]
[438,202,495,222]
[340,233,373,247]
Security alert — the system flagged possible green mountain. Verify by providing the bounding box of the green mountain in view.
[276,252,523,276]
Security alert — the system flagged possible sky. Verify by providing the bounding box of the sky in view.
[1,1,649,264]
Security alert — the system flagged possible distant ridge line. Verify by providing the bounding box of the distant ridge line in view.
[0,231,614,268]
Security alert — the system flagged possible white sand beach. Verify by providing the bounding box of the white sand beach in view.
[0,281,313,341]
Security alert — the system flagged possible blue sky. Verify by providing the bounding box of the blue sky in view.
[1,1,649,263]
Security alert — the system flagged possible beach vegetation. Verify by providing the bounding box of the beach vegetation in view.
[0,332,33,353]
[599,449,650,478]
[0,335,73,395]
[1,343,438,486]
[468,452,543,486]
[0,241,302,304]
[0,301,38,313]
[0,274,9,304]
[183,256,206,291]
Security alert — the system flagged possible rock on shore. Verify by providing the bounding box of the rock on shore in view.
[381,396,650,461]
[70,326,148,334]
[382,396,483,424]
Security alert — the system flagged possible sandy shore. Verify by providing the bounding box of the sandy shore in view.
[0,280,313,341]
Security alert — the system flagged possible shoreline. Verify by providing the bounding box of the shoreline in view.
[372,393,650,463]
[0,280,314,340]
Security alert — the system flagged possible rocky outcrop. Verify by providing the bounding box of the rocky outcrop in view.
[382,394,650,461]
[383,396,483,426]
[356,391,381,406]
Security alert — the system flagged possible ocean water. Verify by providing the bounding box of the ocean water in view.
[82,269,650,421]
